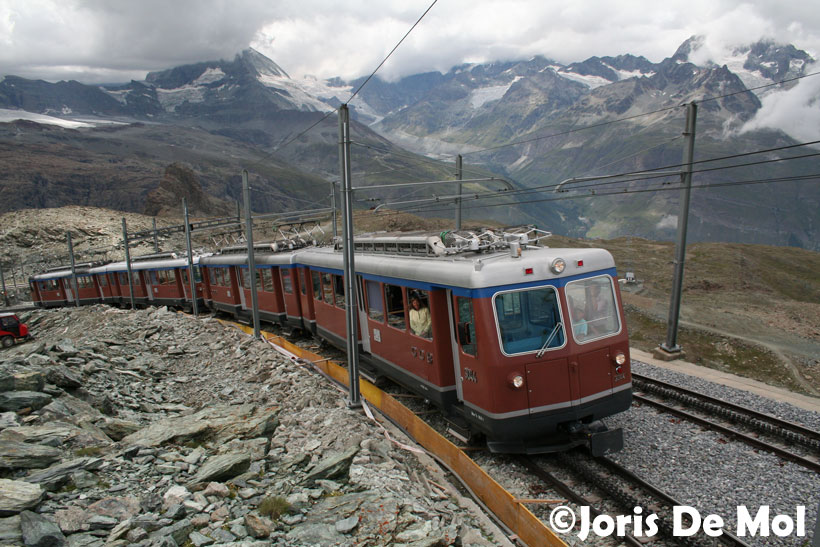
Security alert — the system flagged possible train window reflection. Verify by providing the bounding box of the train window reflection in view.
[493,286,564,355]
[312,271,322,301]
[456,297,476,356]
[566,276,620,342]
[282,270,293,294]
[366,280,384,321]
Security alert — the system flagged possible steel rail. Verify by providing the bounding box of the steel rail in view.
[596,456,751,547]
[634,393,820,473]
[516,456,644,547]
[632,373,820,448]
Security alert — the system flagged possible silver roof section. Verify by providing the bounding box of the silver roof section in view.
[88,254,210,273]
[296,245,616,290]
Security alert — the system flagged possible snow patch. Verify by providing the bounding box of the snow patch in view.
[555,70,611,89]
[256,72,339,112]
[656,215,678,230]
[468,80,516,108]
[194,68,225,85]
[156,85,206,112]
[0,108,94,128]
[101,88,129,104]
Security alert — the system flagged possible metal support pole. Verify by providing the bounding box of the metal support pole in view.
[455,154,463,230]
[339,104,361,407]
[152,218,159,253]
[18,257,25,300]
[330,181,338,239]
[242,170,261,339]
[10,264,17,299]
[183,199,199,316]
[0,266,8,307]
[660,102,697,355]
[67,232,79,307]
[122,218,136,310]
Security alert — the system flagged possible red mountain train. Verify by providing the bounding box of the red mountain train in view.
[31,227,631,455]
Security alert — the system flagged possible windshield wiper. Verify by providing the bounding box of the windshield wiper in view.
[536,322,562,358]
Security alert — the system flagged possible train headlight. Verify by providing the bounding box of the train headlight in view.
[614,352,627,366]
[508,373,524,389]
[550,258,566,274]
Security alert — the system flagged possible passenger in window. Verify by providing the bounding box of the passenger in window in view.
[572,304,588,338]
[409,294,432,339]
[586,283,611,334]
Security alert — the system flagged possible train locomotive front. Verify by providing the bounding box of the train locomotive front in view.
[301,227,632,456]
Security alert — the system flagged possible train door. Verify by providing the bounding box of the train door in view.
[448,292,482,404]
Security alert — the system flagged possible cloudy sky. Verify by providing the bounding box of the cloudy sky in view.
[1,0,819,84]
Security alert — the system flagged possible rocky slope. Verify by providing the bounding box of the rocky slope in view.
[0,305,507,546]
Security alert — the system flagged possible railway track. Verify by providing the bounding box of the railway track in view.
[518,453,752,547]
[632,373,820,473]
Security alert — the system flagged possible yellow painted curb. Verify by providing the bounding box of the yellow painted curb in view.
[222,320,567,547]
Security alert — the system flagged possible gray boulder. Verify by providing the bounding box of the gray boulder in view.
[0,391,52,412]
[20,510,66,547]
[0,440,61,470]
[0,480,44,516]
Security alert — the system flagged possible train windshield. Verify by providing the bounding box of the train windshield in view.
[565,275,621,343]
[494,286,565,355]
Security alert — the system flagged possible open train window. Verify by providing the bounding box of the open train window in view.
[493,286,565,355]
[408,290,432,340]
[321,273,333,303]
[312,271,322,301]
[566,275,620,343]
[365,280,384,321]
[384,284,405,330]
[299,269,307,295]
[333,275,345,308]
[456,297,476,356]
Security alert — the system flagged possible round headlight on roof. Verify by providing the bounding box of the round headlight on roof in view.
[551,258,566,274]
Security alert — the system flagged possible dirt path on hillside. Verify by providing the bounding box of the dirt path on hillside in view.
[678,318,820,396]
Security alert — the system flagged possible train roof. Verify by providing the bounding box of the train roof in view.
[295,245,615,290]
[89,254,209,273]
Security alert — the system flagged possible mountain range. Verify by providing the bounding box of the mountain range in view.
[0,37,817,249]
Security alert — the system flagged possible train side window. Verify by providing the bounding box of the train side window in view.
[149,271,158,285]
[241,268,251,290]
[182,270,189,286]
[282,270,293,294]
[98,275,107,287]
[299,269,307,295]
[194,267,202,283]
[264,269,274,292]
[384,284,406,330]
[321,273,334,302]
[333,275,345,308]
[312,271,323,301]
[409,290,432,339]
[566,275,620,342]
[207,268,215,287]
[456,297,477,356]
[365,280,384,321]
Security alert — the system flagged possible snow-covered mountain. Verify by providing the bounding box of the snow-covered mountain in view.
[0,38,817,249]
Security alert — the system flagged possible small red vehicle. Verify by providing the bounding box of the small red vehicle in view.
[0,313,31,348]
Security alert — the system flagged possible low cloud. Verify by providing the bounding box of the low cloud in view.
[740,63,820,142]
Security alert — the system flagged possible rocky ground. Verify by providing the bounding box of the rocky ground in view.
[0,306,508,547]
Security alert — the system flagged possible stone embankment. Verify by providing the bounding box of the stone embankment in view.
[0,306,504,546]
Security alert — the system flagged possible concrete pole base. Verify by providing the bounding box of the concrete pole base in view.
[652,345,686,362]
